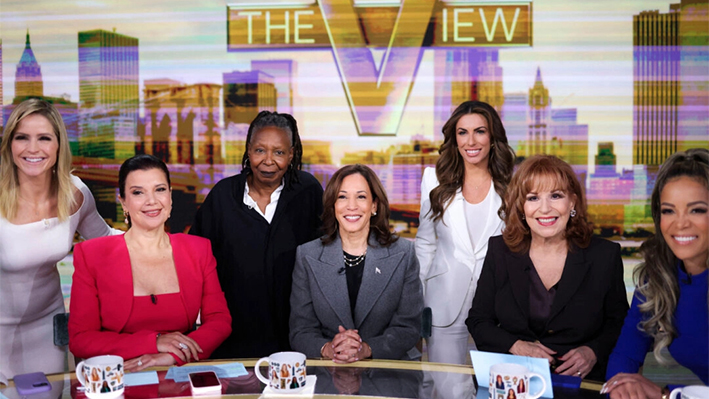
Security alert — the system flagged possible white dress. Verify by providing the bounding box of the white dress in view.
[0,175,120,380]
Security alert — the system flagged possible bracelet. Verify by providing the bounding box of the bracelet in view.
[320,342,329,358]
[661,386,670,399]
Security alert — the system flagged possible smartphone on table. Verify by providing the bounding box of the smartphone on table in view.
[188,371,222,395]
[14,372,52,395]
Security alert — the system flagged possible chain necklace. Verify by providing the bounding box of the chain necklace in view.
[343,249,367,268]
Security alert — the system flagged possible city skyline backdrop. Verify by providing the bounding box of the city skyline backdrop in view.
[1,0,708,237]
[3,0,705,168]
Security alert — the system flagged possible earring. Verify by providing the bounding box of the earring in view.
[372,211,377,216]
[123,211,130,224]
[520,212,525,220]
[570,209,577,218]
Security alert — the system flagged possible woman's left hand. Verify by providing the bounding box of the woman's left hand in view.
[554,346,596,378]
[125,353,176,372]
[601,373,662,398]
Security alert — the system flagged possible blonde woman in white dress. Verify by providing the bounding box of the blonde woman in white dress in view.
[0,99,120,380]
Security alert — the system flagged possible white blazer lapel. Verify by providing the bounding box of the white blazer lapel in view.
[473,183,504,259]
[448,191,475,265]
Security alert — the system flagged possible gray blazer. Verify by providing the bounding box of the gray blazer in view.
[289,234,423,360]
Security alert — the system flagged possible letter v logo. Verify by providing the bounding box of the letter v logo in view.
[317,0,435,135]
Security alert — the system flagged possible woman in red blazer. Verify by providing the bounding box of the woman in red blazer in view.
[69,155,231,372]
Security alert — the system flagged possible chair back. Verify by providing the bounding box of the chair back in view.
[53,313,70,347]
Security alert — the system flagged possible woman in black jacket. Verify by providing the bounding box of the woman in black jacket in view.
[467,155,628,381]
[191,111,323,358]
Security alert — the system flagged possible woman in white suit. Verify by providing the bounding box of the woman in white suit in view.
[416,101,515,366]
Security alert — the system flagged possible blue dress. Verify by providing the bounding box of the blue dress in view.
[606,264,708,384]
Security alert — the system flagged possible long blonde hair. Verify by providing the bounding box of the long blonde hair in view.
[0,99,76,221]
[634,148,709,363]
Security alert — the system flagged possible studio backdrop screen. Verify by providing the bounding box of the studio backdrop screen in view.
[1,0,708,240]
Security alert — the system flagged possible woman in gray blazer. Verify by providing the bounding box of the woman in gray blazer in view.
[290,164,423,362]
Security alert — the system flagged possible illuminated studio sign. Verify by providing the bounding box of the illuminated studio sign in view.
[227,0,533,135]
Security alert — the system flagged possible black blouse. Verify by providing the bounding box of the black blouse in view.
[528,265,558,337]
[344,251,365,317]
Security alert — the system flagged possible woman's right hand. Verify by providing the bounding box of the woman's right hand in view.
[125,353,175,373]
[156,332,203,363]
[509,340,556,363]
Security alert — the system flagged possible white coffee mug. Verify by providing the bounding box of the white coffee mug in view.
[76,355,125,399]
[670,385,709,399]
[489,363,546,399]
[255,351,307,392]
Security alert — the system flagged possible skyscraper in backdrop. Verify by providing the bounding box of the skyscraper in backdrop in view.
[633,0,709,166]
[78,29,139,160]
[433,48,503,140]
[15,30,43,99]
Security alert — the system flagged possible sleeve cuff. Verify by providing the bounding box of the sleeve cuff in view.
[170,353,185,366]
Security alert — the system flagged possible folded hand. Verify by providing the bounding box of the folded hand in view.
[156,332,202,363]
[555,346,596,378]
[125,353,175,373]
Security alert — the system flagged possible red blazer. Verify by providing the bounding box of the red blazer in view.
[69,233,232,363]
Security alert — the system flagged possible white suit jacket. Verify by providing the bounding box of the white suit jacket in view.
[415,167,504,327]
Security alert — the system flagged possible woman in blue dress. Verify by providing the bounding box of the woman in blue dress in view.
[603,148,708,398]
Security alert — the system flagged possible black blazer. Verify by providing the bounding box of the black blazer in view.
[466,236,628,381]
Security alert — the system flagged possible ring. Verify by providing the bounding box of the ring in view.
[137,359,143,367]
[576,371,581,376]
[179,342,188,350]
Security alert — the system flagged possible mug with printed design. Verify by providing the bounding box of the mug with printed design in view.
[254,351,307,393]
[488,363,546,399]
[75,355,124,399]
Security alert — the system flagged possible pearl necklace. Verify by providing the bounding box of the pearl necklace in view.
[343,250,367,268]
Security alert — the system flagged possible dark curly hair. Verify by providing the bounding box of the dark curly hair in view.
[502,155,592,253]
[428,101,515,222]
[241,111,303,187]
[321,164,397,247]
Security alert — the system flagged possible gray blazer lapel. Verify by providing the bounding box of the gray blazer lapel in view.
[307,237,355,328]
[353,239,404,327]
